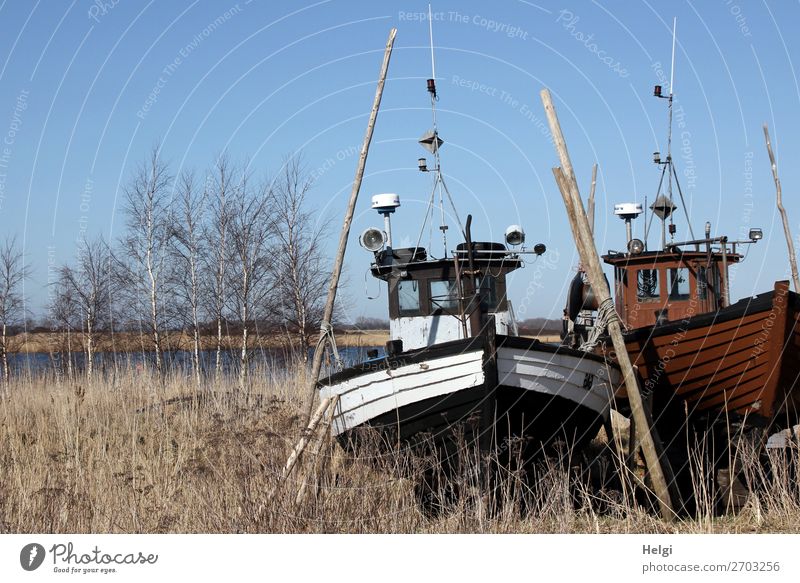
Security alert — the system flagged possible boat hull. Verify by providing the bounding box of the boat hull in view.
[319,335,620,463]
[613,281,800,429]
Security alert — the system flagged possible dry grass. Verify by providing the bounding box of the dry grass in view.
[14,329,390,353]
[1,369,799,533]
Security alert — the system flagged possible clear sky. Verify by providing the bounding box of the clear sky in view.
[1,0,799,323]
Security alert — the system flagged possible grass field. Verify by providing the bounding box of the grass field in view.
[1,368,799,533]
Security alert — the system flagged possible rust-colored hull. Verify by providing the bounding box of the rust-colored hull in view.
[615,281,800,425]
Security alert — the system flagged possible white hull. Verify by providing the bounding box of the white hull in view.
[321,349,486,436]
[320,339,620,439]
[497,347,618,418]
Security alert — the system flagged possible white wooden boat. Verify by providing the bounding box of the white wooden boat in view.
[317,71,620,469]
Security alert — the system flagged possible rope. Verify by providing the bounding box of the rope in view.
[317,321,343,372]
[579,297,620,352]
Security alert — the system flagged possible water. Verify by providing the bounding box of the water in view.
[6,345,384,378]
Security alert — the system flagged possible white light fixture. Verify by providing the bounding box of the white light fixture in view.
[628,238,645,255]
[749,228,763,242]
[505,224,526,246]
[360,227,386,252]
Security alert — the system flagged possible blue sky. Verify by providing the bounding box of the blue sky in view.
[1,0,798,322]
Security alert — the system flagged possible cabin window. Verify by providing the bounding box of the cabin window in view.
[636,269,660,301]
[669,267,690,300]
[697,266,707,300]
[397,279,421,315]
[477,276,498,311]
[430,279,459,312]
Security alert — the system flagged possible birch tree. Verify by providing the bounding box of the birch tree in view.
[0,237,29,384]
[170,170,207,388]
[271,158,330,361]
[204,155,234,382]
[57,237,113,382]
[120,148,174,376]
[227,173,274,389]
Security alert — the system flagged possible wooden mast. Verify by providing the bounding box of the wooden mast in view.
[303,29,397,424]
[540,89,675,520]
[763,124,800,293]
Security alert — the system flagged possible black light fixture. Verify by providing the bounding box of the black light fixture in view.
[653,151,661,164]
[417,157,428,172]
[749,228,763,241]
[653,84,662,97]
[427,78,437,98]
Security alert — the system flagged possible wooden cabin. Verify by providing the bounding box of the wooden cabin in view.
[370,244,522,350]
[602,246,741,329]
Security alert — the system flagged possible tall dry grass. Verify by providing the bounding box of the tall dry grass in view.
[1,367,799,533]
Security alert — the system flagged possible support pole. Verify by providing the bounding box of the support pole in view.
[763,124,800,292]
[303,29,397,424]
[268,395,338,503]
[588,163,597,234]
[540,89,675,520]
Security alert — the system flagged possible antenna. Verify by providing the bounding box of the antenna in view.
[428,4,436,84]
[414,6,464,258]
[649,16,695,249]
[670,17,676,95]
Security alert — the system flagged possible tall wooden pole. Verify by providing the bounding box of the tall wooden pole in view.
[303,29,397,424]
[588,163,597,234]
[763,124,800,292]
[541,89,675,520]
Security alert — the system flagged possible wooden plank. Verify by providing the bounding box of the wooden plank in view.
[540,88,675,520]
[304,28,397,424]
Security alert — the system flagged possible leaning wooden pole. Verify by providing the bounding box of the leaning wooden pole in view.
[588,163,597,234]
[763,124,800,292]
[540,89,675,520]
[303,28,397,424]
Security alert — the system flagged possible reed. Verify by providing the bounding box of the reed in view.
[1,368,798,533]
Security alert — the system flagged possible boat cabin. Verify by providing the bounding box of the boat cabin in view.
[371,243,523,350]
[602,247,741,329]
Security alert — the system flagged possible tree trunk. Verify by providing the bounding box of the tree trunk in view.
[1,323,8,385]
[215,316,223,383]
[86,315,94,383]
[239,324,248,390]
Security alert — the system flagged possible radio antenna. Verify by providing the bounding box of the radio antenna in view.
[428,4,436,83]
[649,16,694,249]
[414,5,464,257]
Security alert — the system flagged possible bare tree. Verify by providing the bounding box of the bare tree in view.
[227,172,274,388]
[0,237,29,384]
[170,170,207,388]
[48,277,79,381]
[57,237,113,382]
[271,157,330,362]
[203,155,234,383]
[120,148,174,376]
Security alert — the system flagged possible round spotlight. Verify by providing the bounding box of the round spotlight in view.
[533,243,546,256]
[360,227,386,252]
[627,238,645,255]
[505,224,526,246]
